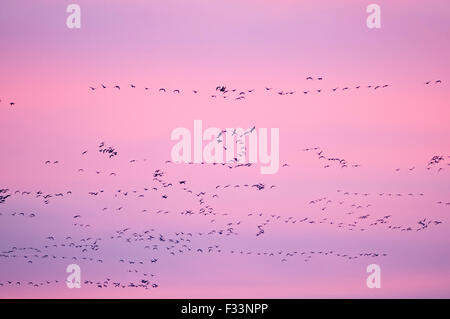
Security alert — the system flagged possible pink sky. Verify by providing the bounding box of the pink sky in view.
[0,0,449,298]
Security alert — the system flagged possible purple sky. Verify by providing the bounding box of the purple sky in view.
[0,0,449,298]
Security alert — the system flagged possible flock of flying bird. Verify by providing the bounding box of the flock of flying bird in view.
[1,137,448,292]
[302,147,450,173]
[1,75,447,295]
[0,78,443,108]
[82,78,443,101]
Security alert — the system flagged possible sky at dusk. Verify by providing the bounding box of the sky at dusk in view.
[0,0,449,298]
